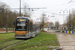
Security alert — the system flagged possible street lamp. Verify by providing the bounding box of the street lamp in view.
[60,11,68,29]
[62,0,75,31]
[60,9,73,31]
[6,9,8,33]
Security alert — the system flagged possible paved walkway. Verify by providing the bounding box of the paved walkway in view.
[0,31,14,33]
[47,30,75,50]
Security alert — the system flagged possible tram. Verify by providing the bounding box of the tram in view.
[14,17,40,38]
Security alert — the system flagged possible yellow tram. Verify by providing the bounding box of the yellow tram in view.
[14,17,40,38]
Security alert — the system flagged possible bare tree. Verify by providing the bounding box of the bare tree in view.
[66,10,75,30]
[49,22,54,26]
[0,2,19,28]
[55,21,59,29]
[40,13,46,30]
[0,2,10,27]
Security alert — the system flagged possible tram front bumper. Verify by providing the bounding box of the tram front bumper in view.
[15,35,26,38]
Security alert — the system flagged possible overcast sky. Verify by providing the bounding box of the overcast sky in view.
[1,0,75,24]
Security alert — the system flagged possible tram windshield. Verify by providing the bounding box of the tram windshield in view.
[15,18,28,31]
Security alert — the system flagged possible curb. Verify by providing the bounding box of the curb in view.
[53,48,63,50]
[54,34,63,50]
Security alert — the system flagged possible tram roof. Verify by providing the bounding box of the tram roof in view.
[17,16,32,21]
[17,16,29,18]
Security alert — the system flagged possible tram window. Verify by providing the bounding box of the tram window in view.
[15,20,28,31]
[33,24,34,31]
[16,26,27,31]
[33,24,37,31]
[29,22,33,32]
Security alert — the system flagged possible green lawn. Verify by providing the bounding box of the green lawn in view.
[0,33,15,43]
[5,32,59,50]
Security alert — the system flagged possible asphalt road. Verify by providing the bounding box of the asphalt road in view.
[47,30,75,50]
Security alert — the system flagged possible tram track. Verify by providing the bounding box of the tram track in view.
[2,40,25,50]
[0,39,16,44]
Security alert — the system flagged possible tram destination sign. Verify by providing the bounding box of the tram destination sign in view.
[17,19,26,21]
[17,24,25,26]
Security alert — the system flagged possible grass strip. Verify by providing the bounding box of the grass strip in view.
[6,32,58,50]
